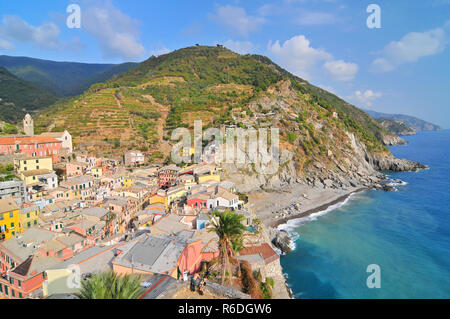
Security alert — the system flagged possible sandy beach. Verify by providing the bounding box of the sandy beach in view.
[248,184,365,229]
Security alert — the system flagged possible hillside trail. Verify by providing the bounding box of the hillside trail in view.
[142,94,172,154]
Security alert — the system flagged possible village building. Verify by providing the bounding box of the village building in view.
[0,136,62,163]
[123,150,145,167]
[112,233,203,279]
[0,198,21,241]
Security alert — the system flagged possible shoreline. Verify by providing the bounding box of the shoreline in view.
[271,187,367,229]
[248,184,369,299]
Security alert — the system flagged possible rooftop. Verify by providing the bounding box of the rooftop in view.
[0,197,19,213]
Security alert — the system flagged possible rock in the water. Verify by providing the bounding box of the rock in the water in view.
[272,230,292,254]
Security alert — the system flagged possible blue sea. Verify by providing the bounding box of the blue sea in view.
[280,130,450,299]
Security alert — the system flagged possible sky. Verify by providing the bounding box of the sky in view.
[0,0,449,128]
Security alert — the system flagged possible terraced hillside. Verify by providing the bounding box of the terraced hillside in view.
[35,46,404,187]
[36,87,165,156]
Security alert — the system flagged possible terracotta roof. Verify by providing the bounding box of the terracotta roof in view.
[0,197,19,213]
[0,136,60,145]
[238,244,279,264]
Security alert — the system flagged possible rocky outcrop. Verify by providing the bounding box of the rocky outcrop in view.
[272,230,292,254]
[381,134,407,146]
[367,154,427,172]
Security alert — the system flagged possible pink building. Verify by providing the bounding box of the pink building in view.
[0,136,62,163]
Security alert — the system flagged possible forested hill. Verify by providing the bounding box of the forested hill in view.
[0,67,56,123]
[0,55,138,97]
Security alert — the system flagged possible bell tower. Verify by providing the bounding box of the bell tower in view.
[23,114,34,136]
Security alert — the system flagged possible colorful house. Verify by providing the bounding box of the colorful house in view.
[0,198,21,241]
[18,205,40,230]
[91,167,103,178]
[157,165,180,189]
[197,172,221,184]
[187,193,210,211]
[0,136,62,163]
[112,234,203,279]
[14,157,53,174]
[0,254,61,299]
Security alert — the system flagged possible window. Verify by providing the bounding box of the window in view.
[27,213,30,218]
[9,212,13,218]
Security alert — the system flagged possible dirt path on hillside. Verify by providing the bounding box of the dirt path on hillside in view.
[143,94,172,154]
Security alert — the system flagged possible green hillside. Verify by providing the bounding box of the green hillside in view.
[0,67,56,123]
[35,46,394,167]
[0,55,138,97]
[375,118,416,136]
[365,109,442,131]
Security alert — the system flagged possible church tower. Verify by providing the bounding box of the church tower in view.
[23,114,34,136]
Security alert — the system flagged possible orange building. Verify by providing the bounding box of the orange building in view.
[0,136,62,163]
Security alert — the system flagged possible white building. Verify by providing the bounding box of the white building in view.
[40,130,73,153]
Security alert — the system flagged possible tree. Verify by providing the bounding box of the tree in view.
[208,210,247,285]
[76,271,143,299]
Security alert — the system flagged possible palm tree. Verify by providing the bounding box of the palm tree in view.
[208,210,247,285]
[76,271,143,299]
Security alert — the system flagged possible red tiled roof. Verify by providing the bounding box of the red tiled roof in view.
[239,243,279,264]
[0,136,61,145]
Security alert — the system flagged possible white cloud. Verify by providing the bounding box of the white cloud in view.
[267,35,332,80]
[83,0,145,60]
[371,25,449,72]
[210,5,265,36]
[0,15,63,50]
[349,90,382,107]
[323,60,358,82]
[267,35,358,82]
[149,46,171,57]
[0,38,14,50]
[223,40,254,54]
[297,11,337,26]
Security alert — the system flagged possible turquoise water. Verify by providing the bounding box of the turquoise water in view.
[280,130,450,299]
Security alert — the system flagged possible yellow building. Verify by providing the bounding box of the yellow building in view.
[166,186,187,206]
[91,167,103,178]
[197,173,221,184]
[150,194,168,210]
[14,156,53,174]
[0,198,21,241]
[19,205,40,230]
[42,269,79,297]
[122,177,134,189]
